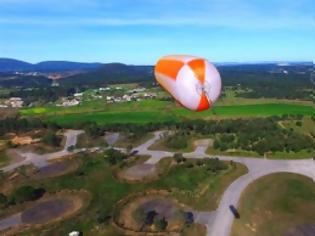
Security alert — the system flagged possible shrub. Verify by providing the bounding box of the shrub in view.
[0,193,7,208]
[42,131,61,147]
[10,186,45,204]
[154,217,168,231]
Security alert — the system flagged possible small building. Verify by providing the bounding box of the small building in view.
[7,97,24,108]
[74,93,83,97]
[61,99,80,107]
[122,94,132,102]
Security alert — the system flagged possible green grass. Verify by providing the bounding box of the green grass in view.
[13,154,246,235]
[21,100,315,125]
[280,117,315,135]
[232,173,315,236]
[76,133,108,148]
[115,132,154,148]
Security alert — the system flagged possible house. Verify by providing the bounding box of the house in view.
[7,97,24,108]
[74,93,83,97]
[122,94,132,101]
[61,99,80,107]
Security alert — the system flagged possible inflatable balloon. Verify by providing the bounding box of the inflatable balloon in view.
[155,55,221,111]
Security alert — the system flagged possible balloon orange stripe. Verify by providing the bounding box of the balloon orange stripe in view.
[155,59,184,80]
[197,93,210,111]
[188,59,205,84]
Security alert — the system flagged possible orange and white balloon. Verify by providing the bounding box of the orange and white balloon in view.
[154,55,221,112]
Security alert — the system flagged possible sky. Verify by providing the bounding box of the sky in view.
[0,0,314,64]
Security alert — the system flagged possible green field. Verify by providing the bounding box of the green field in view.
[20,100,315,125]
[232,173,315,236]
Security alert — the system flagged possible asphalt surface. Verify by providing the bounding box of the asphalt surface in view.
[1,130,84,173]
[133,131,315,236]
[1,130,314,236]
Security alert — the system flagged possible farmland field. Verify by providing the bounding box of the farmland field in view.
[20,100,315,125]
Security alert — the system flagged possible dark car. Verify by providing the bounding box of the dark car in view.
[229,205,240,218]
[130,150,139,156]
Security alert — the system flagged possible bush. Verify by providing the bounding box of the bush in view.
[10,186,45,204]
[173,153,184,163]
[42,131,61,147]
[154,217,168,231]
[184,161,194,168]
[166,133,188,149]
[0,193,8,208]
[105,148,127,165]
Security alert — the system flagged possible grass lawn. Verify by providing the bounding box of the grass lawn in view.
[280,117,315,135]
[148,134,205,153]
[152,160,248,211]
[11,154,246,235]
[207,147,315,160]
[20,100,315,125]
[115,132,154,148]
[231,173,315,236]
[76,133,108,148]
[207,147,261,158]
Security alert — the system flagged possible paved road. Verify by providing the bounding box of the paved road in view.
[133,131,315,236]
[104,132,120,146]
[1,130,84,173]
[0,214,21,231]
[1,130,314,236]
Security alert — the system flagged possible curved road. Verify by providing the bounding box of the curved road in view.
[133,131,315,236]
[1,130,84,173]
[1,130,314,236]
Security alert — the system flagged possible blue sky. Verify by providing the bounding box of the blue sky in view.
[0,0,314,64]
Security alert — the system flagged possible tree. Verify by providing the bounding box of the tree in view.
[0,193,7,208]
[105,148,127,165]
[173,153,184,163]
[42,131,61,147]
[11,186,45,204]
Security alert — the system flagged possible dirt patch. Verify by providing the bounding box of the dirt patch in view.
[285,224,315,236]
[120,163,156,181]
[34,160,80,179]
[193,139,213,148]
[11,136,39,146]
[1,190,90,235]
[21,198,74,224]
[116,192,192,233]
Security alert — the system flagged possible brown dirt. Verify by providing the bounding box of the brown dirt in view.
[1,190,90,235]
[33,159,80,179]
[116,193,190,233]
[11,136,38,145]
[193,139,213,147]
[118,163,157,182]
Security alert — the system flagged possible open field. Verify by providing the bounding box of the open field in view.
[231,173,315,236]
[20,99,315,125]
[76,133,107,148]
[5,154,246,235]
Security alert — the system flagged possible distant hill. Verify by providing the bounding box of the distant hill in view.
[0,58,312,88]
[0,58,103,72]
[0,58,33,72]
[61,63,154,86]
